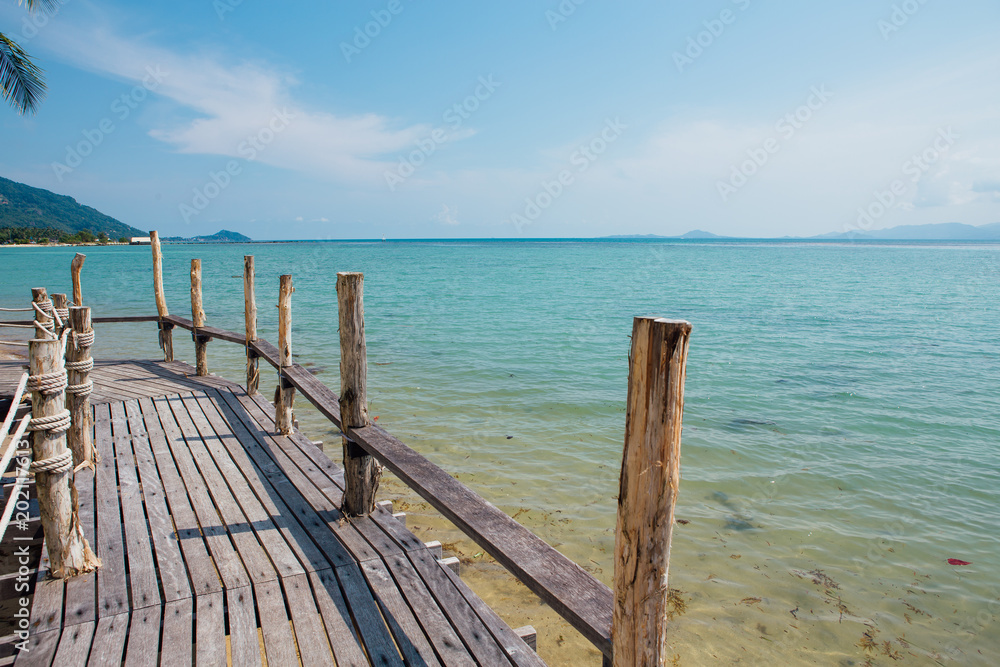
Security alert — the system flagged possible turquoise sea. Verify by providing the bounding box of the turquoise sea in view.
[1,240,998,665]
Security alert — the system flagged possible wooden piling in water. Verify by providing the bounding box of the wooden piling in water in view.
[71,252,86,306]
[66,306,95,468]
[337,272,380,516]
[190,259,208,376]
[244,256,259,395]
[150,231,174,362]
[612,317,691,667]
[275,274,295,434]
[28,337,100,578]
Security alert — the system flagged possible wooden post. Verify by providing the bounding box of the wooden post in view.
[613,317,692,667]
[28,338,100,578]
[337,272,380,516]
[51,293,69,333]
[31,287,53,339]
[71,252,86,306]
[150,231,173,362]
[190,259,208,376]
[66,307,95,468]
[244,256,259,394]
[275,274,295,434]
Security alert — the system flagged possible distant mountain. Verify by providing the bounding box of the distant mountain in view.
[0,176,145,238]
[679,229,724,239]
[812,222,1000,240]
[163,229,253,243]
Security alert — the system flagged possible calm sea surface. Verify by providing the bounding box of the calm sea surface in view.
[2,240,998,665]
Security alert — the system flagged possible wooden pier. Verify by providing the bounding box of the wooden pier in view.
[2,358,543,666]
[0,235,693,666]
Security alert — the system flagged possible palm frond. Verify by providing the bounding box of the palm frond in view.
[0,33,46,115]
[19,0,61,12]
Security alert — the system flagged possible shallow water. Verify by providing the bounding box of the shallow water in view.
[2,240,998,665]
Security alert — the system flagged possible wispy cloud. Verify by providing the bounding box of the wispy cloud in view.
[35,21,430,183]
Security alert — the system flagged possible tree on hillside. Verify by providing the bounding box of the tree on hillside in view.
[1,1,56,114]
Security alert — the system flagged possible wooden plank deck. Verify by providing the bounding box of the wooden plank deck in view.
[0,359,543,667]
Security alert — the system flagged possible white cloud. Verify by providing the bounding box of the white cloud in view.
[35,23,429,183]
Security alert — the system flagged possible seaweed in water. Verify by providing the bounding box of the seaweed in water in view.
[858,628,879,653]
[666,589,688,620]
[792,568,840,590]
[739,596,763,607]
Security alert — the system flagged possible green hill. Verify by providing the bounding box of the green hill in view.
[0,176,146,239]
[163,229,253,243]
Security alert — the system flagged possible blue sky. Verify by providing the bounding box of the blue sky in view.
[1,0,998,239]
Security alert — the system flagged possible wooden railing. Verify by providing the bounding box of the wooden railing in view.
[160,307,618,657]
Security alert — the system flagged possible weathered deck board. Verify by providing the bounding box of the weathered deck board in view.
[3,359,548,666]
[61,467,96,627]
[52,620,94,667]
[109,402,160,612]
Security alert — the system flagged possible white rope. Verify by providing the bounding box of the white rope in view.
[0,323,34,328]
[0,341,28,347]
[55,308,69,321]
[71,330,95,349]
[30,449,73,474]
[27,370,67,395]
[33,321,56,340]
[65,357,94,373]
[28,410,72,434]
[0,307,32,312]
[65,380,93,397]
[50,307,64,330]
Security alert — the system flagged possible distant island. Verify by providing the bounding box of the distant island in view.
[808,222,1000,240]
[163,230,253,243]
[604,222,1000,241]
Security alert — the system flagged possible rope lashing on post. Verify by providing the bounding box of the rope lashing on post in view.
[72,330,95,350]
[55,308,69,322]
[29,449,73,474]
[65,357,94,397]
[32,300,58,337]
[27,370,67,395]
[28,411,72,434]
